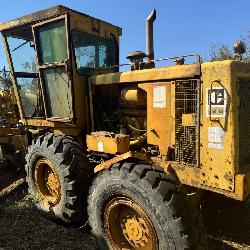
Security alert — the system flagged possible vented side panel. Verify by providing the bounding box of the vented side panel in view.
[175,80,199,166]
[238,78,250,166]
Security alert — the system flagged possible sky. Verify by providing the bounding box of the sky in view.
[0,0,249,68]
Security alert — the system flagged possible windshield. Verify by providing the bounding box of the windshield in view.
[7,37,37,73]
[72,30,118,75]
[7,36,43,118]
[37,20,67,64]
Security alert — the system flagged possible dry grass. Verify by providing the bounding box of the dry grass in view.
[1,183,250,249]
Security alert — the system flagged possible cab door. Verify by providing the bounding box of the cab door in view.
[32,15,74,122]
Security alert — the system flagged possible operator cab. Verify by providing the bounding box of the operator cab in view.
[0,5,121,129]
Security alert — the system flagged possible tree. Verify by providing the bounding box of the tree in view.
[209,43,234,61]
[0,68,12,91]
[209,32,250,62]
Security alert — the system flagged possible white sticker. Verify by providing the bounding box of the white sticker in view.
[98,141,104,152]
[206,87,227,117]
[208,127,225,149]
[153,86,166,108]
[208,143,224,150]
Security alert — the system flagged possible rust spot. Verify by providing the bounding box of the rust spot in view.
[191,179,199,186]
[224,172,234,182]
[194,168,200,175]
[214,182,219,187]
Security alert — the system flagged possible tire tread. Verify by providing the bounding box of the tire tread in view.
[88,162,207,249]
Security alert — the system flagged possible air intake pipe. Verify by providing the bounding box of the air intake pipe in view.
[146,9,156,67]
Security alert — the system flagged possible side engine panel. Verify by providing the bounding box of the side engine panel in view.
[140,80,199,166]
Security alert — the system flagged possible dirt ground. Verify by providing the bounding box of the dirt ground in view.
[1,182,250,250]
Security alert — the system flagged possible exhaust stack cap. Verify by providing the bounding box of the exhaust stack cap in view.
[146,9,156,64]
[127,51,146,63]
[146,9,156,22]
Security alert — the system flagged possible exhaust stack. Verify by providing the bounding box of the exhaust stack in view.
[146,9,156,66]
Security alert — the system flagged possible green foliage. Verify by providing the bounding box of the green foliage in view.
[209,43,234,61]
[0,68,12,90]
[209,31,250,62]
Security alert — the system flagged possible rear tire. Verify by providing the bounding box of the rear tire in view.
[25,133,92,223]
[88,162,207,249]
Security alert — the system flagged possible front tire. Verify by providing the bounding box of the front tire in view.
[25,133,92,223]
[88,162,207,249]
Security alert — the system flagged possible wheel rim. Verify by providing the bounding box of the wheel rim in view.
[104,197,158,250]
[33,158,61,205]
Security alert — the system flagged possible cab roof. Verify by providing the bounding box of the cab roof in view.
[0,5,122,34]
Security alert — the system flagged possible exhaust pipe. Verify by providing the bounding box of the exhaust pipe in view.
[146,9,156,66]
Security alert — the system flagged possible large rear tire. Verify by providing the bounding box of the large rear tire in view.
[25,133,92,223]
[88,162,207,249]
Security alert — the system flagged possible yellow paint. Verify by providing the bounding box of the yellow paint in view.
[1,6,121,137]
[90,64,200,85]
[139,82,174,154]
[199,60,236,191]
[3,6,250,201]
[148,60,250,199]
[182,114,196,126]
[87,132,130,154]
[90,59,250,200]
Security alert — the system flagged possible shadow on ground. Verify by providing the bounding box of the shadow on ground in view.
[0,184,97,250]
[1,185,250,249]
[203,192,250,249]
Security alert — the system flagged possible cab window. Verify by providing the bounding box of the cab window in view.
[72,30,118,75]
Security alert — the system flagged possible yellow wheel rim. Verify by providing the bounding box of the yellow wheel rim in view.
[33,158,61,205]
[104,197,158,250]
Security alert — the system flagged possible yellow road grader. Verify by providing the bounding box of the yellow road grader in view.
[1,5,250,249]
[0,69,26,190]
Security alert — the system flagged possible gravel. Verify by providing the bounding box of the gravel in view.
[0,183,97,250]
[1,183,250,249]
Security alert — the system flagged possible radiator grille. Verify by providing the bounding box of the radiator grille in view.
[175,80,199,166]
[238,78,250,166]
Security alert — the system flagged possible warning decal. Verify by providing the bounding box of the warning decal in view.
[153,86,166,108]
[208,127,225,150]
[206,87,227,117]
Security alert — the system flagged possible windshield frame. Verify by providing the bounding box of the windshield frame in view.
[3,34,44,119]
[32,14,74,122]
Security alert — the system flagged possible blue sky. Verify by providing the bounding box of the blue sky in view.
[0,0,249,68]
